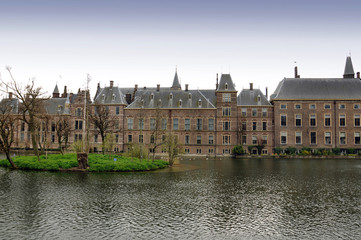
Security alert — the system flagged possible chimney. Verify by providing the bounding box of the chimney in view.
[110,80,114,88]
[185,84,189,91]
[157,84,160,91]
[294,66,300,78]
[135,84,138,90]
[250,83,253,90]
[216,73,219,90]
[9,92,12,99]
[265,87,268,99]
[62,86,67,98]
[357,72,360,79]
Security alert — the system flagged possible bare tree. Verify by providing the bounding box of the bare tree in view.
[1,67,48,160]
[0,98,18,168]
[55,115,71,154]
[164,133,182,167]
[149,108,166,162]
[88,104,116,155]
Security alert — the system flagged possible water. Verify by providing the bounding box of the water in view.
[1,157,361,239]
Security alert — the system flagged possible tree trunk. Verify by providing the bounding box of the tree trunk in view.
[77,152,89,169]
[5,151,16,169]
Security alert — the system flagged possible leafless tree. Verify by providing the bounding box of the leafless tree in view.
[149,108,166,162]
[1,67,48,160]
[55,115,71,154]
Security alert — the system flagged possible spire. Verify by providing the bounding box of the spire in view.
[52,84,60,98]
[171,69,181,90]
[343,56,355,78]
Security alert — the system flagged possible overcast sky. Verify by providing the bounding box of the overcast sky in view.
[0,0,360,97]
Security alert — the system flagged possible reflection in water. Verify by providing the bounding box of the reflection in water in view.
[1,158,361,239]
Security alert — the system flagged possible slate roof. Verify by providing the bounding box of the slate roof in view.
[270,78,361,100]
[237,89,271,106]
[217,74,236,91]
[171,72,181,90]
[0,98,19,114]
[53,84,60,94]
[93,86,127,105]
[44,98,70,115]
[126,89,216,109]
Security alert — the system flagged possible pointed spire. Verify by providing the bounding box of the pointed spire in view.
[52,84,60,98]
[171,68,181,90]
[343,56,355,78]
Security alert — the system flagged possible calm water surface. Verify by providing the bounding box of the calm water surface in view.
[1,157,361,239]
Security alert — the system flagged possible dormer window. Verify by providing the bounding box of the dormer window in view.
[169,93,173,100]
[257,95,261,105]
[179,99,182,107]
[158,99,162,107]
[150,93,154,100]
[140,99,144,108]
[102,94,105,101]
[225,83,228,90]
[198,99,202,108]
[188,93,192,99]
[58,105,63,112]
[112,94,115,101]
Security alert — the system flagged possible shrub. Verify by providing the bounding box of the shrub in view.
[347,148,356,154]
[285,147,297,155]
[333,147,341,155]
[274,147,283,154]
[232,145,245,156]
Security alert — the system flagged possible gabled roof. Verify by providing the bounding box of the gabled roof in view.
[44,98,70,115]
[271,78,361,100]
[217,74,236,91]
[237,89,271,106]
[126,89,215,109]
[93,86,126,105]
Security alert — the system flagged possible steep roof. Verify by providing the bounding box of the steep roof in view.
[271,78,361,100]
[53,84,60,94]
[344,56,355,78]
[237,89,271,106]
[44,98,70,114]
[171,71,181,90]
[126,89,215,109]
[217,74,236,91]
[93,86,127,105]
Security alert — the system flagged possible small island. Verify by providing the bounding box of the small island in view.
[0,153,169,172]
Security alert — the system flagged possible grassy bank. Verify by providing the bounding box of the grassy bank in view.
[0,153,169,172]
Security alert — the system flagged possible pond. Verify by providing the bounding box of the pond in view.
[1,157,361,239]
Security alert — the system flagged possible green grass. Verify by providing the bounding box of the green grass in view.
[0,153,169,172]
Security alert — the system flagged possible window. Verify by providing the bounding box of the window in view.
[310,132,316,144]
[150,118,156,130]
[128,135,132,143]
[223,121,230,131]
[208,119,214,131]
[127,118,133,130]
[196,149,202,154]
[252,122,257,131]
[197,135,201,144]
[354,104,360,109]
[169,93,173,100]
[139,119,144,130]
[281,115,287,126]
[252,136,257,144]
[150,135,155,144]
[252,108,257,116]
[242,135,247,145]
[51,133,55,143]
[223,135,231,145]
[325,114,331,126]
[76,108,82,116]
[262,135,268,145]
[222,93,231,102]
[281,132,287,144]
[242,108,247,117]
[309,104,316,109]
[116,106,120,115]
[209,135,214,144]
[355,115,360,127]
[161,119,167,130]
[75,120,83,130]
[179,99,182,107]
[340,132,346,144]
[197,119,202,130]
[112,94,116,101]
[185,119,190,130]
[223,107,231,116]
[295,104,301,109]
[324,104,331,109]
[94,134,98,143]
[355,132,360,145]
[340,114,346,126]
[296,132,302,144]
[262,122,267,131]
[242,122,247,131]
[310,114,316,126]
[225,83,228,90]
[173,118,179,130]
[262,108,267,117]
[185,135,190,145]
[339,104,346,109]
[208,149,214,154]
[51,122,56,132]
[115,134,119,143]
[139,135,143,143]
[295,114,302,127]
[280,104,287,109]
[325,132,331,145]
[185,148,190,154]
